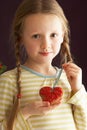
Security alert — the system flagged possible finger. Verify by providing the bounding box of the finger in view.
[64,68,80,75]
[65,71,78,79]
[42,101,50,106]
[34,101,50,107]
[63,62,81,70]
[63,64,81,75]
[51,97,62,105]
[51,101,61,107]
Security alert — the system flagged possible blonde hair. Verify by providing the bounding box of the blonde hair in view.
[7,0,73,129]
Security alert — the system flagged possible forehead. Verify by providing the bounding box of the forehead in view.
[23,13,63,33]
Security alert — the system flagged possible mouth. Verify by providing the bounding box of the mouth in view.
[39,52,52,56]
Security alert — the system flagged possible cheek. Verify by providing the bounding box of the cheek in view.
[24,42,38,55]
[53,42,62,54]
[56,44,61,51]
[55,36,63,51]
[25,45,35,54]
[58,35,63,44]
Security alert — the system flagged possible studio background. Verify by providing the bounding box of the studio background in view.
[0,0,87,88]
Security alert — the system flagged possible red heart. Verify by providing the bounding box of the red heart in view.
[39,86,63,105]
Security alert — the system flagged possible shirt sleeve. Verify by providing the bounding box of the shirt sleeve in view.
[67,85,87,130]
[0,72,30,130]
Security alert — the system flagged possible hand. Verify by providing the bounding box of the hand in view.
[21,100,61,120]
[62,62,82,93]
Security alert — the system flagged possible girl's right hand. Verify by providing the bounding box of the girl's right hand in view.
[21,101,61,120]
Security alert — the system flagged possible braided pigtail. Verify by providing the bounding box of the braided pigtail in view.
[7,42,22,130]
[60,31,73,65]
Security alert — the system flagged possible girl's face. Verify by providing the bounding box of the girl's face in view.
[21,13,64,65]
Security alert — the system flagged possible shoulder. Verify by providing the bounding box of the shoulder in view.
[0,68,18,86]
[0,68,18,92]
[0,68,17,78]
[0,67,31,83]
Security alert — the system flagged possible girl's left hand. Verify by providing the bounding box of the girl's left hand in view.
[62,62,82,93]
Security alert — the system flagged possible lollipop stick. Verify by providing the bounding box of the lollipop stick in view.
[53,68,63,88]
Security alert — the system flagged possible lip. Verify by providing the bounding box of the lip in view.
[39,52,52,56]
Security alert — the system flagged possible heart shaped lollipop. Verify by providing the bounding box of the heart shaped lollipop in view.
[39,69,63,105]
[39,86,63,105]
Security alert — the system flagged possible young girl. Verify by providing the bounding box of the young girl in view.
[0,0,87,130]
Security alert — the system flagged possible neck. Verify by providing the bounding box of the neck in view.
[24,61,56,76]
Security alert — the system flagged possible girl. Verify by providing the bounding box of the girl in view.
[0,0,87,130]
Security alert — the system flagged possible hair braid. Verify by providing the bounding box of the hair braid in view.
[60,32,73,65]
[7,42,22,130]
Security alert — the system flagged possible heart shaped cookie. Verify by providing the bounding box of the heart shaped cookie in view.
[39,86,63,105]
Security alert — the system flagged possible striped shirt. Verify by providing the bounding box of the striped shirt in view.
[0,65,87,130]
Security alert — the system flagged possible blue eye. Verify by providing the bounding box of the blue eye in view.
[32,34,40,39]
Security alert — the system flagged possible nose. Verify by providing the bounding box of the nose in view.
[41,36,51,50]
